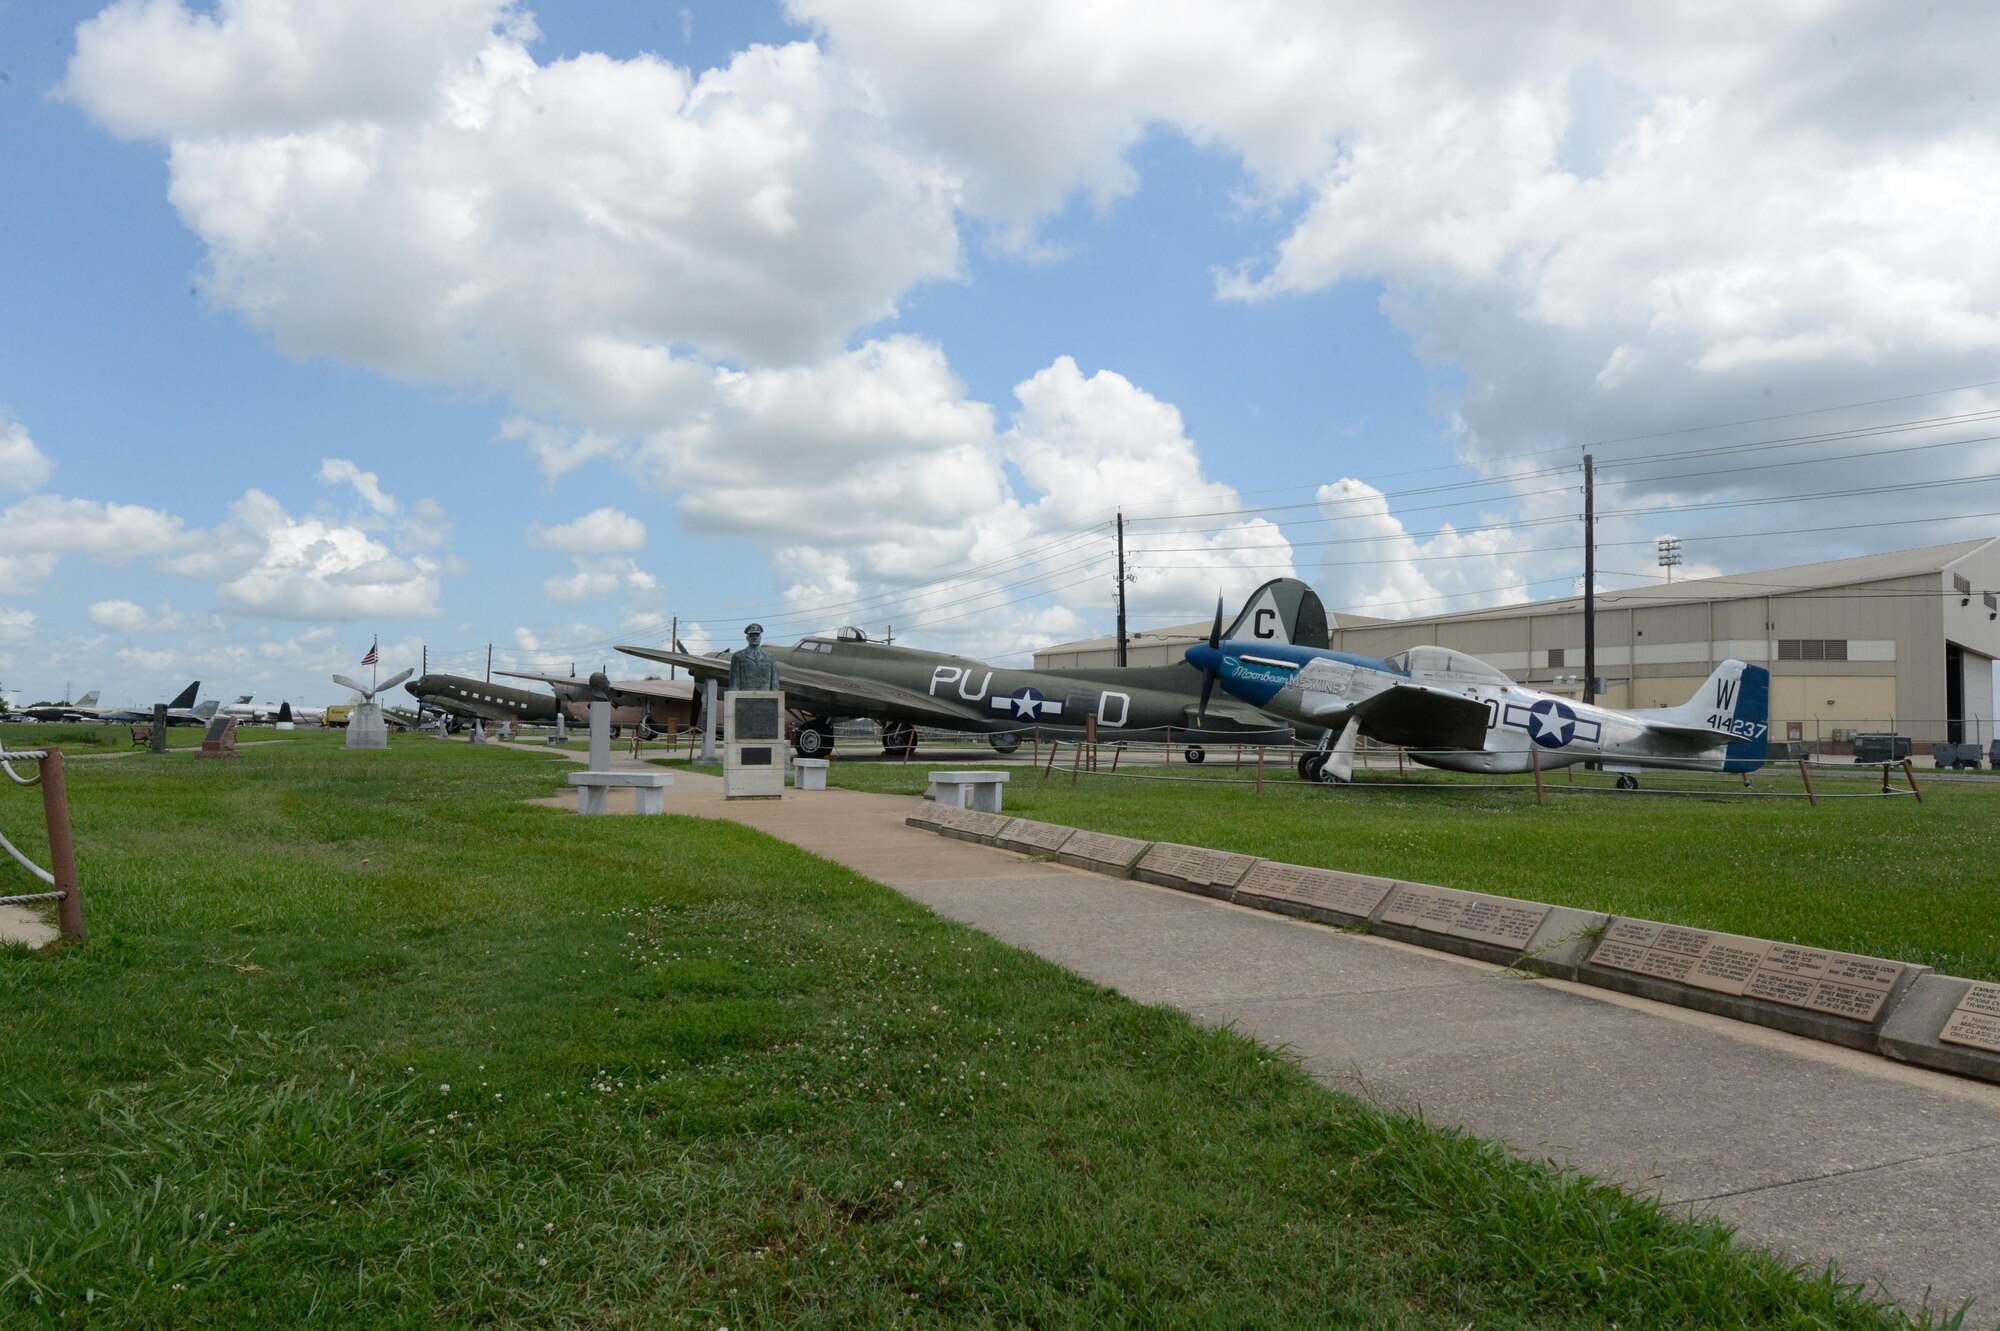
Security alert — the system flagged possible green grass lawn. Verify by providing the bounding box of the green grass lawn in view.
[0,721,231,753]
[0,737,1964,1327]
[821,754,2000,983]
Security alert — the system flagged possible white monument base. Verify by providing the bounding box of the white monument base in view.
[344,700,389,750]
[724,690,786,799]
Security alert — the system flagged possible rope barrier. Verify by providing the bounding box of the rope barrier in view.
[0,890,65,907]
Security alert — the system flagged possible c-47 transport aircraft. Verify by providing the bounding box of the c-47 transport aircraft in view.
[1185,603,1769,788]
[617,578,1330,760]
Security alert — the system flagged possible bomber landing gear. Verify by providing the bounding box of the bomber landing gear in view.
[794,718,835,758]
[1615,773,1639,791]
[1184,745,1206,764]
[882,722,917,757]
[989,732,1022,756]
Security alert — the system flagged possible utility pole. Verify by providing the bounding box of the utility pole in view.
[485,643,493,683]
[885,624,893,646]
[669,616,677,679]
[1115,510,1129,667]
[1583,454,1597,705]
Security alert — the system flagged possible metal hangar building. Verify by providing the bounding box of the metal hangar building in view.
[1034,538,2000,751]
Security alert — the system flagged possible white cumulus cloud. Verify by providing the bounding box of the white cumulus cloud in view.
[527,507,646,554]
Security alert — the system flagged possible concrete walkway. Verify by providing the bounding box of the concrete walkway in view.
[530,754,2000,1321]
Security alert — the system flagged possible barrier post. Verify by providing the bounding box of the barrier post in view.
[1530,744,1545,807]
[1255,746,1265,794]
[1043,740,1060,779]
[1797,758,1817,807]
[1901,758,1923,803]
[38,751,83,942]
[1070,736,1084,787]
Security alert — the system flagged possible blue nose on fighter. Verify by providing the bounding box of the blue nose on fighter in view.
[1188,594,1768,787]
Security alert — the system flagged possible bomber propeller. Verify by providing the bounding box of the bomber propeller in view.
[1195,595,1223,728]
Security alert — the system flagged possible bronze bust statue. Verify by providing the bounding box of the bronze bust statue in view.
[728,622,781,692]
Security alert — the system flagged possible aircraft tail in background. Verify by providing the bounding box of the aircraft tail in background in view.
[167,681,199,709]
[1641,660,1770,772]
[1222,578,1332,650]
[76,690,100,707]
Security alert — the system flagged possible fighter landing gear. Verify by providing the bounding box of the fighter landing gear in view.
[1614,773,1639,790]
[1184,745,1206,764]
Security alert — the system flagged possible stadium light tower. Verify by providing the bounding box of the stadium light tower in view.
[1657,535,1683,584]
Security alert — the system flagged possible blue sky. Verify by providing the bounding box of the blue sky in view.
[3,0,1999,708]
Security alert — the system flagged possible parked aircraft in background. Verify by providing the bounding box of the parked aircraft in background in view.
[617,578,1327,759]
[494,668,698,736]
[1186,602,1769,787]
[220,695,325,725]
[404,673,560,731]
[22,682,215,725]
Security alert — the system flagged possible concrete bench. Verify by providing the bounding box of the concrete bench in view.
[926,769,1010,813]
[568,769,673,815]
[793,757,830,791]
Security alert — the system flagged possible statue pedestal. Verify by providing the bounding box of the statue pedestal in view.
[345,701,389,750]
[724,690,786,799]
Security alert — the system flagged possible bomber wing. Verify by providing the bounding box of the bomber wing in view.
[618,644,983,729]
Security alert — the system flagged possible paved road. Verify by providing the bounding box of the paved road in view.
[532,754,2000,1322]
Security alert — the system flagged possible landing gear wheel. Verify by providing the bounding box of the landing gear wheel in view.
[1317,761,1349,786]
[989,732,1022,756]
[639,718,660,741]
[1299,753,1326,783]
[1615,773,1638,790]
[882,722,916,757]
[794,720,834,757]
[1185,745,1206,764]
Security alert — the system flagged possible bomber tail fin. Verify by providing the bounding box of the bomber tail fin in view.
[277,701,294,724]
[193,700,220,720]
[167,681,199,710]
[1223,578,1332,649]
[77,690,100,707]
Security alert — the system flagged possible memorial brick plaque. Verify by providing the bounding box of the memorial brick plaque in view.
[1233,863,1394,921]
[997,819,1075,855]
[934,807,1009,841]
[1447,898,1551,950]
[1636,948,1699,982]
[1591,939,1653,973]
[1600,918,1665,950]
[1745,970,1817,1007]
[907,802,947,830]
[1057,830,1150,873]
[1652,925,1713,958]
[1686,938,1768,996]
[1379,883,1472,932]
[1136,843,1258,892]
[1940,983,2000,1054]
[1757,944,1833,979]
[1818,956,1905,992]
[1806,980,1893,1022]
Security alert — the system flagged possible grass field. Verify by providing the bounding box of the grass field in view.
[0,722,218,752]
[819,750,2000,983]
[0,735,1966,1327]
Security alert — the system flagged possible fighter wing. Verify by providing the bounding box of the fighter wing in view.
[620,644,979,728]
[1349,682,1493,753]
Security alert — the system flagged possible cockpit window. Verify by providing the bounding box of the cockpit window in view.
[1390,646,1513,683]
[835,626,869,643]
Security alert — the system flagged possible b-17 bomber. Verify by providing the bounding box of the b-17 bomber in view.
[618,579,1330,759]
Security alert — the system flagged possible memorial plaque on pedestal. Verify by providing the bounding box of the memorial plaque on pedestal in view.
[1941,983,2000,1054]
[1134,843,1259,897]
[996,819,1076,856]
[1056,830,1151,875]
[1233,863,1395,923]
[723,690,786,799]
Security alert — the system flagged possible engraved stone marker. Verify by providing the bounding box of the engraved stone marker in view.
[1056,830,1151,875]
[932,806,1010,843]
[1135,843,1259,896]
[996,819,1076,856]
[1941,983,2000,1054]
[1379,883,1474,932]
[1447,898,1552,950]
[1588,920,1907,1024]
[1232,862,1395,923]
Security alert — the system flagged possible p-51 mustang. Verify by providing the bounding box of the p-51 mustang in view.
[617,578,1329,759]
[1186,607,1768,787]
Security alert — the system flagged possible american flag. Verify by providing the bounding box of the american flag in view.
[360,637,379,666]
